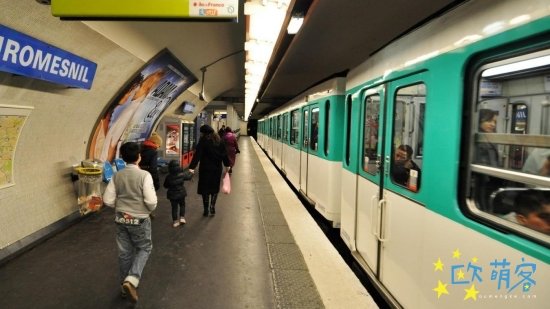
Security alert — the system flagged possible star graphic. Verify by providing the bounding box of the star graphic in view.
[433,258,444,271]
[457,269,465,280]
[452,249,461,259]
[464,284,479,301]
[471,257,479,263]
[433,280,449,299]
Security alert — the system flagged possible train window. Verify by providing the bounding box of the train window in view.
[345,95,352,165]
[468,49,550,242]
[391,83,425,192]
[362,94,380,175]
[283,113,288,143]
[277,115,282,140]
[303,109,309,148]
[311,107,319,151]
[290,109,299,145]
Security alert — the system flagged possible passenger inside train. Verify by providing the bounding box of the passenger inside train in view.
[392,144,421,191]
[475,108,501,167]
[498,189,550,235]
[523,149,550,177]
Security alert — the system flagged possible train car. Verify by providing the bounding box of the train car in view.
[258,78,346,226]
[340,0,550,308]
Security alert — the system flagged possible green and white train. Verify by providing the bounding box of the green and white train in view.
[257,1,550,308]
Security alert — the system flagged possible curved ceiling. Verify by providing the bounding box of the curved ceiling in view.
[80,0,465,119]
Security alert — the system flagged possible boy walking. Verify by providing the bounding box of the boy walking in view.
[103,142,157,303]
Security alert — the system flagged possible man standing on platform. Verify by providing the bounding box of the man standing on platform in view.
[103,142,157,303]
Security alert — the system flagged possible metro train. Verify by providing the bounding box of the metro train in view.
[256,1,550,308]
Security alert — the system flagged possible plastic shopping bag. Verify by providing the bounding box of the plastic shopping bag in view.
[221,172,231,194]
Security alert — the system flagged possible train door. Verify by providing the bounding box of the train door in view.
[281,113,288,172]
[270,117,275,157]
[354,85,385,275]
[378,76,427,303]
[300,104,319,196]
[300,108,309,194]
[278,114,284,167]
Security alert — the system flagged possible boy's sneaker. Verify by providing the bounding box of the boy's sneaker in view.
[180,217,186,224]
[172,221,180,228]
[122,281,138,303]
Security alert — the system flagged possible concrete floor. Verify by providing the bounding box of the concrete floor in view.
[0,137,377,309]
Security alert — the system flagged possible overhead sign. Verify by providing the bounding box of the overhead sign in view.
[51,0,239,20]
[0,25,96,89]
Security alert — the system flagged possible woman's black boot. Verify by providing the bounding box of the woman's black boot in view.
[202,195,209,216]
[210,194,218,216]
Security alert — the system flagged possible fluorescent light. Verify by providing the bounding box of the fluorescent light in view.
[244,0,290,121]
[482,21,505,35]
[482,55,550,77]
[509,14,531,25]
[287,16,303,34]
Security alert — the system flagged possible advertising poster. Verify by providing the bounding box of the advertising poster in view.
[89,49,197,163]
[0,105,33,188]
[165,124,180,155]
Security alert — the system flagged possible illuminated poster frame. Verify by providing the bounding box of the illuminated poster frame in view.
[89,49,197,163]
[165,123,181,156]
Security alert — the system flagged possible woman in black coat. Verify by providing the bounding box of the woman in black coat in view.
[189,124,231,216]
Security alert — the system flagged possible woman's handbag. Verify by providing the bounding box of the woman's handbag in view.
[221,171,231,194]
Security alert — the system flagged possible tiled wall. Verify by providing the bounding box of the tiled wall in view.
[0,1,144,251]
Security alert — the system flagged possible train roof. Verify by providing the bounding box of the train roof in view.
[346,0,550,90]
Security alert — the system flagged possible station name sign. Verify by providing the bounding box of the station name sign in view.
[51,0,239,20]
[0,25,96,89]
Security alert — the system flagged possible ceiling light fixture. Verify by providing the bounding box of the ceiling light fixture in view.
[244,0,291,121]
[287,14,304,34]
[199,67,207,101]
[482,55,550,77]
[198,49,243,102]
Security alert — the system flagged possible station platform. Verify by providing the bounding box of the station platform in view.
[0,137,378,309]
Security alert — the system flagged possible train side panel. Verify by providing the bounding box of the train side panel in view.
[284,145,301,189]
[306,156,342,225]
[343,0,550,308]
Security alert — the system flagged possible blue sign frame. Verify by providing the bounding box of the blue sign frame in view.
[0,24,96,89]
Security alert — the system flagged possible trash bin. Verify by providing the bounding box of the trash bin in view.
[76,166,103,215]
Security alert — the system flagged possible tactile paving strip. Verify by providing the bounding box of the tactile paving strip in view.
[252,148,324,308]
[264,225,295,244]
[272,269,325,309]
[258,196,284,214]
[267,243,308,270]
[262,212,288,226]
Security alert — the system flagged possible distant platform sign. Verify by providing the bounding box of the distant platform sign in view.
[51,0,239,20]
